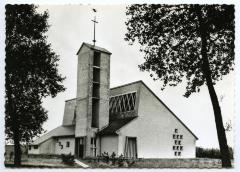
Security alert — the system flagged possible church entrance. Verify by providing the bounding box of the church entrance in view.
[124,137,137,158]
[75,137,84,158]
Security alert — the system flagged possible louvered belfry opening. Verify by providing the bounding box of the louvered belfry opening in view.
[92,51,101,128]
[109,92,137,120]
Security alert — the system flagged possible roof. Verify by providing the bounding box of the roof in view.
[97,117,137,136]
[110,80,198,140]
[32,125,75,145]
[76,42,112,55]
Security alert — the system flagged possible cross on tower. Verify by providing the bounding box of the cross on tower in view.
[92,9,98,46]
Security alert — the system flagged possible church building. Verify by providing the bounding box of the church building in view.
[28,42,198,158]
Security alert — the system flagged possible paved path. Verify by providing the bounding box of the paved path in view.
[74,159,89,168]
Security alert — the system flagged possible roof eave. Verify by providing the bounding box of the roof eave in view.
[76,42,112,55]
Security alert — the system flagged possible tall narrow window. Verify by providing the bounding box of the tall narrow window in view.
[93,51,101,67]
[90,137,97,157]
[92,98,99,128]
[93,68,100,83]
[92,51,100,128]
[92,83,100,98]
[124,137,137,158]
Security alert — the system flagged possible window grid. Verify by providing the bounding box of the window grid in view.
[109,92,136,113]
[172,129,184,157]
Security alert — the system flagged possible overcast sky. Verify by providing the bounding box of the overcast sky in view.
[37,5,234,149]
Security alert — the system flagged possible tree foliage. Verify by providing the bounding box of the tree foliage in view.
[5,4,65,146]
[125,4,234,97]
[125,4,234,168]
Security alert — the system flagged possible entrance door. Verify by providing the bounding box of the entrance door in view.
[124,137,137,158]
[75,137,84,158]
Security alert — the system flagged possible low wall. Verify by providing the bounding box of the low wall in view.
[133,158,227,168]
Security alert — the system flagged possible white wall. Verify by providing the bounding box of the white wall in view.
[118,84,197,158]
[28,145,40,154]
[55,137,75,155]
[101,136,118,155]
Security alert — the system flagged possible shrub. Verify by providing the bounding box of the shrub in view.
[117,154,125,167]
[61,153,75,166]
[196,147,234,159]
[111,152,116,165]
[101,152,110,163]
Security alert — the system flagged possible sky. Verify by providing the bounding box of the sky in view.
[36,4,235,149]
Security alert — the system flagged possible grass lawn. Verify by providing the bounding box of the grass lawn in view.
[5,155,80,168]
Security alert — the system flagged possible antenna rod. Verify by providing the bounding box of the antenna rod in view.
[92,9,98,46]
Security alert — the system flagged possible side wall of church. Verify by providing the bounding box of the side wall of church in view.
[39,138,56,154]
[118,83,197,158]
[29,138,56,155]
[101,136,118,155]
[55,137,75,155]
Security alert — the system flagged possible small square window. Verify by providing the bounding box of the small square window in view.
[175,140,178,145]
[180,135,183,139]
[33,145,38,149]
[176,146,179,150]
[61,145,63,149]
[173,134,176,139]
[178,152,181,156]
[175,129,178,133]
[178,140,181,145]
[174,151,177,156]
[180,146,183,150]
[66,141,70,147]
[177,135,179,139]
[173,146,175,150]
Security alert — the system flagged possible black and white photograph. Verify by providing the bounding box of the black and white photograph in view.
[1,0,239,170]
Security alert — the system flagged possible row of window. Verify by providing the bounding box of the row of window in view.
[173,134,183,139]
[174,140,182,145]
[174,151,181,156]
[173,145,183,151]
[28,141,71,151]
[58,141,70,149]
[28,145,38,150]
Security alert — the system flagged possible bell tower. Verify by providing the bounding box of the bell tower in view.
[75,42,111,157]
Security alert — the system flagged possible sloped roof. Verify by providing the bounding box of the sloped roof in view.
[110,80,198,140]
[97,117,137,136]
[32,125,75,145]
[76,42,112,55]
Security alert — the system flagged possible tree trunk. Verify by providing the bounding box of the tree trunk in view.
[196,6,232,168]
[13,117,21,167]
[7,84,21,167]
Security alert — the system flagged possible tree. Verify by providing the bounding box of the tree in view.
[5,4,65,166]
[125,4,234,167]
